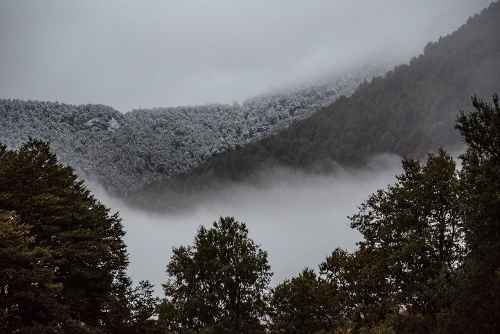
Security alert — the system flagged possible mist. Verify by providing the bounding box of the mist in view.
[0,1,492,112]
[91,154,402,296]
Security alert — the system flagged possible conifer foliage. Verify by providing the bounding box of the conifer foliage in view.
[451,94,500,333]
[267,94,500,333]
[0,139,136,333]
[318,150,462,333]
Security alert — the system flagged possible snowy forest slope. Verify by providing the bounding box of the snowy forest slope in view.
[0,65,388,195]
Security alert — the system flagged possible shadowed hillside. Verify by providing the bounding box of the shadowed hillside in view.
[126,1,500,213]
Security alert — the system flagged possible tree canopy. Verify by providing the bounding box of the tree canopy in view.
[319,149,462,333]
[449,94,500,333]
[158,216,272,334]
[269,268,343,334]
[269,94,500,333]
[0,139,157,333]
[126,1,500,213]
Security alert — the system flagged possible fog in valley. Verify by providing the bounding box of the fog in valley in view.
[91,154,403,296]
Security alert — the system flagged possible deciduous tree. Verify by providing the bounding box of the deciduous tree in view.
[269,268,343,334]
[158,216,272,334]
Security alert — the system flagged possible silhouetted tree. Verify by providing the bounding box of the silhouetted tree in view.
[319,149,462,333]
[269,268,344,333]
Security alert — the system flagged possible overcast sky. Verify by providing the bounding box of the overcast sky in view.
[0,0,492,112]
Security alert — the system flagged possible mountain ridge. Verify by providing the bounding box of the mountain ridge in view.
[1,65,389,195]
[125,1,500,212]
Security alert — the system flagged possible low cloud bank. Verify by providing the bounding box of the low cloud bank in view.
[0,1,491,111]
[91,154,402,296]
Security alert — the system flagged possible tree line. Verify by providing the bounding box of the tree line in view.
[270,94,500,333]
[2,93,499,332]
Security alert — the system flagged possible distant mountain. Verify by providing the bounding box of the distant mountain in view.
[0,66,387,195]
[125,1,500,212]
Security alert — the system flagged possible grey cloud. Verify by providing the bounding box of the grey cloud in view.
[0,0,492,111]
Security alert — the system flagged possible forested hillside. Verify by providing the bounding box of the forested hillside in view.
[0,66,386,195]
[268,94,500,333]
[126,1,500,212]
[4,93,499,333]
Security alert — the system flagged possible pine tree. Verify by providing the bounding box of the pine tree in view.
[451,94,500,332]
[320,149,462,333]
[0,139,130,332]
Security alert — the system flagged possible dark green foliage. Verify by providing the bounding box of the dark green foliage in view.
[446,94,500,333]
[105,278,161,334]
[126,2,500,213]
[0,139,158,333]
[158,216,272,334]
[319,150,461,333]
[266,94,499,333]
[0,210,66,333]
[456,94,500,161]
[269,268,344,334]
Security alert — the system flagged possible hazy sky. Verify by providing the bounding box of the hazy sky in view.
[0,0,492,112]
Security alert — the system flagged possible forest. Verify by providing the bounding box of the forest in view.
[1,2,500,333]
[125,1,500,213]
[1,95,499,333]
[0,65,386,196]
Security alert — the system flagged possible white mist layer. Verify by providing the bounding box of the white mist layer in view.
[92,155,402,296]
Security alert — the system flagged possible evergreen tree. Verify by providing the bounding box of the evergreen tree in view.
[0,210,68,333]
[450,94,500,332]
[0,139,157,333]
[320,149,462,333]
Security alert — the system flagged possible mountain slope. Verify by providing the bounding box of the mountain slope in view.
[0,66,387,195]
[126,1,500,212]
